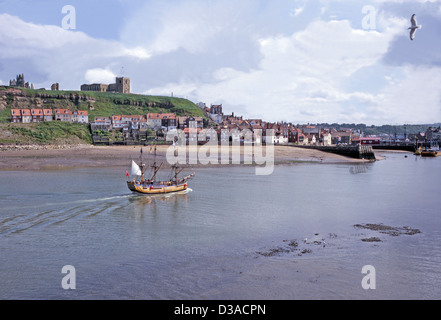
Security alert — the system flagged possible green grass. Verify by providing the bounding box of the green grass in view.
[0,86,205,125]
[0,86,206,145]
[18,87,205,119]
[2,122,92,144]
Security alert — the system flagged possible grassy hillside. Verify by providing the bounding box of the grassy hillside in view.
[0,86,204,145]
[0,86,204,123]
[0,121,92,145]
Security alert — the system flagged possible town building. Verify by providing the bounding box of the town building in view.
[55,109,73,122]
[147,113,177,131]
[322,132,332,146]
[177,116,203,130]
[208,104,224,124]
[112,115,147,132]
[21,109,32,123]
[426,127,441,142]
[146,113,162,131]
[31,109,44,122]
[72,110,89,123]
[91,117,112,131]
[11,109,21,123]
[331,129,353,145]
[43,109,53,121]
[112,115,123,129]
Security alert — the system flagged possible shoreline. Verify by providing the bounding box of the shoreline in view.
[0,144,387,171]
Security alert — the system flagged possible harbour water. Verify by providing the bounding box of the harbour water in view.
[1,152,440,299]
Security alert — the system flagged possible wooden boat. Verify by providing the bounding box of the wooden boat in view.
[421,149,440,157]
[127,145,194,195]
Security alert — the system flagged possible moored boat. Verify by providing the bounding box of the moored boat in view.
[421,149,440,157]
[127,145,194,195]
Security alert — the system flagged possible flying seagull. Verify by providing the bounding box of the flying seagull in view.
[408,14,421,40]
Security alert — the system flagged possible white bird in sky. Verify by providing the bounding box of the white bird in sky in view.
[408,14,421,40]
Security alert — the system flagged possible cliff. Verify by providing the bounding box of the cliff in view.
[0,86,204,146]
[0,86,204,121]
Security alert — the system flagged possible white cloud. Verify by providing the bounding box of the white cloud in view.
[290,6,305,17]
[146,18,405,124]
[84,68,116,84]
[0,13,151,89]
[2,2,441,125]
[375,65,441,124]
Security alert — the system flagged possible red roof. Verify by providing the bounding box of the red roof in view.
[55,109,72,115]
[147,113,176,120]
[21,109,31,116]
[31,109,43,116]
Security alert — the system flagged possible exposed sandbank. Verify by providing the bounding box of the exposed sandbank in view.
[0,144,380,171]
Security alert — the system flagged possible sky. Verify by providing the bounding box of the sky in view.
[1,0,441,125]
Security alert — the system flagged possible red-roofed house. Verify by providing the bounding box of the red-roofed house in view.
[21,109,32,123]
[31,109,44,122]
[11,109,21,123]
[147,113,177,131]
[146,113,162,130]
[55,109,73,122]
[112,115,123,129]
[91,117,112,131]
[73,110,89,123]
[43,109,53,121]
[322,132,332,146]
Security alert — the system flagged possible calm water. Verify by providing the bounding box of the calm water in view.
[1,152,440,299]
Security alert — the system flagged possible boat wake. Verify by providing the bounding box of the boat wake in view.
[0,194,132,235]
[0,189,193,235]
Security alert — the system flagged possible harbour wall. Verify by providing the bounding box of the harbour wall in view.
[292,145,376,160]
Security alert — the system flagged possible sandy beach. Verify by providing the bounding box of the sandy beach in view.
[0,144,379,171]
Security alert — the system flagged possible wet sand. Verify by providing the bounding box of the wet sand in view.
[0,144,376,171]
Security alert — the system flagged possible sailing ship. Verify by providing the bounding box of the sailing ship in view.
[127,145,194,195]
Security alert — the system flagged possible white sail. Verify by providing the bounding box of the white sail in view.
[131,160,142,176]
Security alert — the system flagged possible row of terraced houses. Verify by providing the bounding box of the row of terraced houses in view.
[90,113,203,133]
[10,109,89,123]
[10,107,361,146]
[90,110,359,146]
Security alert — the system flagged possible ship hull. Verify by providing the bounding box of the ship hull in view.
[127,181,188,194]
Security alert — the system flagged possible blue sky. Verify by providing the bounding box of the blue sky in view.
[1,0,441,125]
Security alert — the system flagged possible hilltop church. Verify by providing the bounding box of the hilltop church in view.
[81,77,130,94]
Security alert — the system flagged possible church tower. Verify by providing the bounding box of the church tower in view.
[116,77,130,94]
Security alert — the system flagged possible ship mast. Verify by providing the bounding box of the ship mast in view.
[171,136,182,184]
[151,144,162,182]
[139,148,145,181]
[172,164,184,184]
